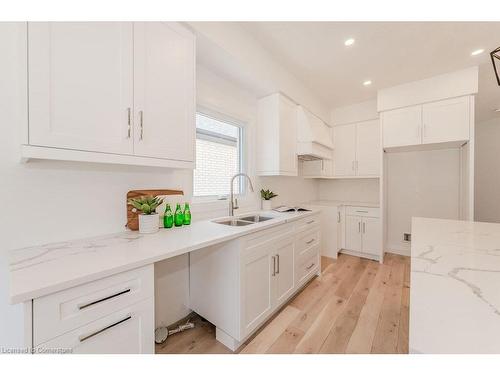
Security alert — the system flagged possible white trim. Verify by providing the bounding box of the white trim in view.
[377,66,479,112]
[339,248,380,261]
[20,145,194,169]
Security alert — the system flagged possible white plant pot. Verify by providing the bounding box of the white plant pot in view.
[139,213,160,234]
[262,200,272,211]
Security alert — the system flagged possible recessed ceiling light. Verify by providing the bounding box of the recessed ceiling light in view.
[363,80,372,86]
[471,49,484,56]
[495,108,500,112]
[344,38,355,46]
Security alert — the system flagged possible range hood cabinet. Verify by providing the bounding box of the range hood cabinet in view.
[297,106,333,160]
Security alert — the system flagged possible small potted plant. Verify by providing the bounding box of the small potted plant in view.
[260,189,278,211]
[128,195,164,234]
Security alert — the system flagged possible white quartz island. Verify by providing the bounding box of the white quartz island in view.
[410,217,500,354]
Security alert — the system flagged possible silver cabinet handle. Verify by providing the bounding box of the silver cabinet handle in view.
[78,288,131,310]
[127,108,132,138]
[356,210,369,213]
[358,221,361,233]
[79,315,131,342]
[272,256,276,276]
[306,263,315,270]
[276,254,280,274]
[306,238,315,244]
[306,220,314,225]
[139,110,144,140]
[337,211,341,223]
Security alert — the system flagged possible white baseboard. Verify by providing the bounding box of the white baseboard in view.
[385,244,411,257]
[339,248,380,261]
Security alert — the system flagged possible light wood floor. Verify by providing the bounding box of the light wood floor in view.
[156,253,410,354]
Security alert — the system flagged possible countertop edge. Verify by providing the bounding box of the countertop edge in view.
[9,210,320,304]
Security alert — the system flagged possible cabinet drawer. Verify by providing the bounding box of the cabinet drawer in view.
[33,265,154,346]
[295,229,320,257]
[295,214,320,232]
[296,249,319,286]
[36,298,154,354]
[297,243,320,266]
[345,206,379,218]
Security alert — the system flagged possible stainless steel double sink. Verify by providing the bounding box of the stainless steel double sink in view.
[213,214,274,227]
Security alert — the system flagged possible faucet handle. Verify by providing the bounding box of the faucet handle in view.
[234,198,239,210]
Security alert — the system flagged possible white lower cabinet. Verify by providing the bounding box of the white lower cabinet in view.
[241,240,275,335]
[189,214,321,351]
[344,206,381,258]
[33,265,155,354]
[36,298,154,354]
[274,238,296,306]
[345,215,363,252]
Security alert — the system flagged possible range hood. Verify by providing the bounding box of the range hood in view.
[296,106,334,160]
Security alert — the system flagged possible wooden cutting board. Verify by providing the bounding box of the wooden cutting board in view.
[126,189,183,231]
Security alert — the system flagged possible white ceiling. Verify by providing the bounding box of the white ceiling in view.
[239,22,500,122]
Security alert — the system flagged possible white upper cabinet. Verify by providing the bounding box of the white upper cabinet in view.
[333,124,357,177]
[382,105,422,148]
[28,22,134,154]
[331,120,380,178]
[302,119,380,179]
[133,22,195,161]
[25,22,195,168]
[422,96,470,145]
[356,119,380,176]
[257,93,298,176]
[382,96,471,150]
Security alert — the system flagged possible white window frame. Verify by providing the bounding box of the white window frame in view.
[193,107,247,203]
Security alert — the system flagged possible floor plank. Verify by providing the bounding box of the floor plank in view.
[370,257,406,353]
[156,253,410,355]
[345,262,391,353]
[319,261,379,353]
[397,257,411,353]
[293,294,346,353]
[240,305,301,354]
[266,326,305,354]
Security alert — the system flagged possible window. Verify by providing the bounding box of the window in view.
[193,111,244,198]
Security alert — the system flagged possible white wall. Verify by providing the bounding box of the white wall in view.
[189,22,330,124]
[475,117,500,223]
[386,149,461,255]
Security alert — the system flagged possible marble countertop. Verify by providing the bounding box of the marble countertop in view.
[8,209,319,304]
[305,200,379,208]
[410,217,500,354]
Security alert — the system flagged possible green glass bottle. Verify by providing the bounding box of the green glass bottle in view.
[163,203,174,228]
[183,203,191,225]
[174,203,184,227]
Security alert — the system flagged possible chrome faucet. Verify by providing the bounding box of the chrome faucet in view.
[229,173,254,216]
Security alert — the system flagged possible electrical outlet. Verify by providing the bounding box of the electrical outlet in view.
[403,233,411,242]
